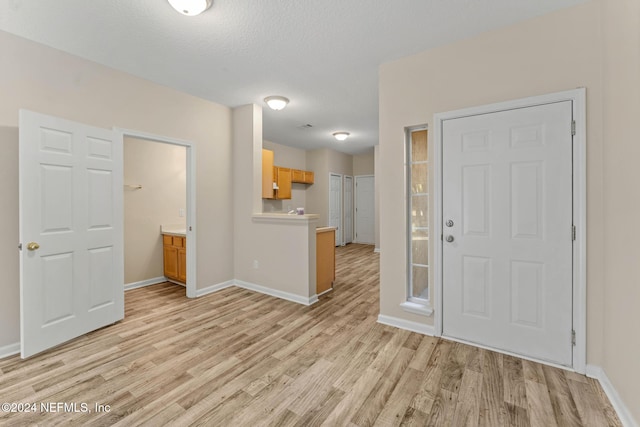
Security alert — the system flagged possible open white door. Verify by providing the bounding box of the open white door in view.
[19,110,124,358]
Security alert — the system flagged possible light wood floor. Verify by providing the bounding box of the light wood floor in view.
[0,244,621,426]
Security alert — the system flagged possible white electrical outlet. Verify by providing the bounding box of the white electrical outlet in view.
[179,208,185,217]
[252,260,259,269]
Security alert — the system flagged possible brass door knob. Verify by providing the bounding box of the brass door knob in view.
[27,242,40,251]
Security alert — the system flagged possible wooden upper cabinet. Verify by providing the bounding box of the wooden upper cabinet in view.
[262,149,275,199]
[292,169,304,183]
[274,167,292,199]
[303,171,314,184]
[291,169,315,184]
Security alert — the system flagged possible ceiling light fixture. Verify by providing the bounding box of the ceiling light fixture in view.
[264,96,289,111]
[168,0,212,16]
[332,132,350,141]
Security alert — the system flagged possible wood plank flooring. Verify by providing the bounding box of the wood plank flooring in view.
[0,244,621,426]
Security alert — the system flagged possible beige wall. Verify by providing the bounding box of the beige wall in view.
[305,148,354,227]
[0,30,234,349]
[233,105,316,300]
[353,148,375,176]
[380,1,603,350]
[0,127,19,347]
[374,145,380,251]
[601,0,640,422]
[124,137,186,285]
[379,0,639,420]
[262,140,307,213]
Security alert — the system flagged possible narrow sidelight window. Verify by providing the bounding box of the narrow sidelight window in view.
[407,128,429,302]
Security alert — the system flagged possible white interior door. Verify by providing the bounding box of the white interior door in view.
[329,174,342,246]
[355,176,375,244]
[343,176,353,244]
[19,110,124,358]
[442,101,573,366]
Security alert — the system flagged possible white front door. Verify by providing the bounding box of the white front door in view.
[19,110,124,358]
[355,176,375,244]
[442,101,573,366]
[329,174,342,246]
[343,176,353,244]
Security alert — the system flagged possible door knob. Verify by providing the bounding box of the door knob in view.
[445,235,454,243]
[27,242,40,251]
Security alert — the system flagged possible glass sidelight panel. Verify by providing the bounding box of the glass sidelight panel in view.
[407,128,429,304]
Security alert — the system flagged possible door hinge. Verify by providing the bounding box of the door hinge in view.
[571,120,576,136]
[18,243,22,251]
[572,225,576,241]
[571,329,576,346]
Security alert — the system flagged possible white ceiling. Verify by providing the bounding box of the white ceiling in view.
[0,0,588,154]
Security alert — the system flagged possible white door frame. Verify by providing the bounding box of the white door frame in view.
[354,175,375,244]
[433,88,586,373]
[116,128,197,299]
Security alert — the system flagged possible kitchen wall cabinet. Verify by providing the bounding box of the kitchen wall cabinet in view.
[291,169,315,184]
[262,149,275,199]
[274,166,292,199]
[262,148,314,199]
[163,234,186,284]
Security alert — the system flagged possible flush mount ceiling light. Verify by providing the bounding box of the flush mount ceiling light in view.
[168,0,212,16]
[332,132,350,141]
[264,96,289,111]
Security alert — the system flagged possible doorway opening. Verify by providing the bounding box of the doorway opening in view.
[118,129,197,299]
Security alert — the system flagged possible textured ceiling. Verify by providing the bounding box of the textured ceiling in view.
[0,0,588,154]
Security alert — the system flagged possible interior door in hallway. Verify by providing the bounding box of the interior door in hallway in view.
[329,173,342,246]
[19,110,124,358]
[442,101,574,366]
[343,176,353,244]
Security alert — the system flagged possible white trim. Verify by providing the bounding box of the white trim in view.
[586,365,639,427]
[124,277,166,291]
[0,342,20,359]
[317,287,333,297]
[116,128,198,299]
[400,301,433,316]
[234,280,319,306]
[195,280,235,297]
[377,314,435,336]
[374,247,381,253]
[433,88,587,373]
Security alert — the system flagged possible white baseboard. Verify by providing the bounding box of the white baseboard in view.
[0,342,20,359]
[374,247,380,253]
[124,276,167,291]
[586,365,638,427]
[377,314,435,336]
[195,280,235,297]
[234,280,318,306]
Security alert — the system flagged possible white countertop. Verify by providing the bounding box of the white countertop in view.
[252,213,320,222]
[161,224,187,237]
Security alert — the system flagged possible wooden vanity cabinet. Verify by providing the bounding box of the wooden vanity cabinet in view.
[163,234,186,284]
